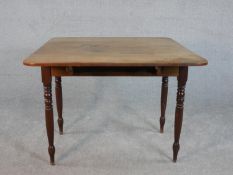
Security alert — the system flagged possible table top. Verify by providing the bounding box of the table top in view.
[23,37,208,67]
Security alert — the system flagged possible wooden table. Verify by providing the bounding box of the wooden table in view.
[23,37,208,165]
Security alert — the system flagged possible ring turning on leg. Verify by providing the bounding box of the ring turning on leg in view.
[173,67,188,162]
[42,67,56,165]
[160,76,168,133]
[55,77,63,135]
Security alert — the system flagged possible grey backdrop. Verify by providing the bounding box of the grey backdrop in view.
[0,0,233,174]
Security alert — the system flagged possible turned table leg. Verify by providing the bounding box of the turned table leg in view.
[41,67,55,165]
[173,67,188,162]
[160,76,168,133]
[55,77,63,135]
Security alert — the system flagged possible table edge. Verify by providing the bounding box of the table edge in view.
[23,60,208,67]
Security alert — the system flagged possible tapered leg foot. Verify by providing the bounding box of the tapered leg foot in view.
[160,76,168,133]
[42,67,56,165]
[172,67,188,162]
[58,120,63,135]
[48,145,55,165]
[173,142,179,162]
[55,77,63,135]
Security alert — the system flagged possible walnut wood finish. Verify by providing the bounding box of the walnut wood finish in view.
[55,77,63,135]
[160,76,168,133]
[173,67,188,162]
[41,67,55,165]
[23,38,208,165]
[23,37,208,67]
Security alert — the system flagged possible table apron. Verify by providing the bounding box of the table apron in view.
[51,66,179,77]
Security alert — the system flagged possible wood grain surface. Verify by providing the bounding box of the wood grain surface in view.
[23,37,208,67]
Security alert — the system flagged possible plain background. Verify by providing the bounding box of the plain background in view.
[0,0,233,174]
